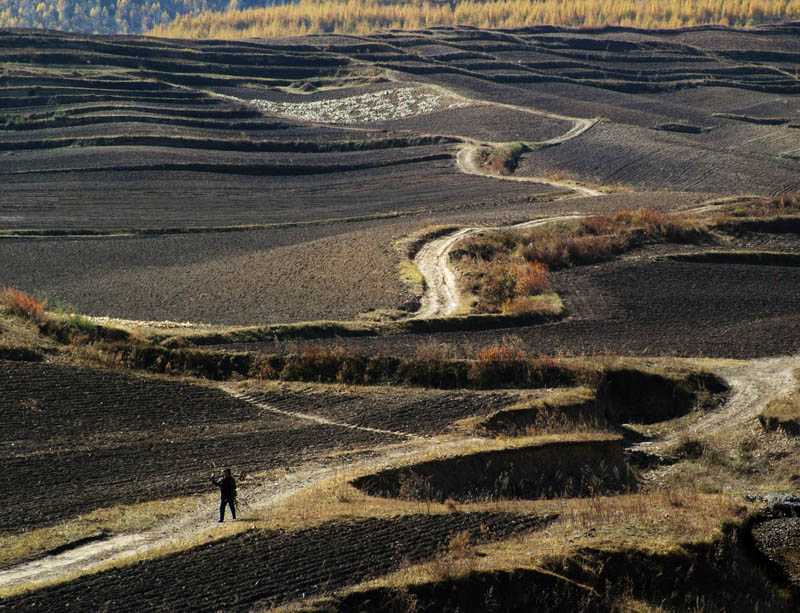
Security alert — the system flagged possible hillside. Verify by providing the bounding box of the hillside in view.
[1,23,800,612]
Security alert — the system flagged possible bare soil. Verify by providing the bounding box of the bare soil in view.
[220,239,800,359]
[3,23,800,610]
[0,360,400,533]
[0,220,419,325]
[236,384,521,435]
[0,513,551,611]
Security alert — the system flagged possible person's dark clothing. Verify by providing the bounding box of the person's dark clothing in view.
[220,497,235,521]
[215,475,236,521]
[217,475,236,500]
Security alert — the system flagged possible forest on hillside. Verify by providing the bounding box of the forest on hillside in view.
[1,0,800,37]
[151,0,800,38]
[0,0,279,34]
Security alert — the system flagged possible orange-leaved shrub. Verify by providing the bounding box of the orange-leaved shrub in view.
[456,207,710,314]
[468,343,579,388]
[0,288,46,321]
[464,259,552,314]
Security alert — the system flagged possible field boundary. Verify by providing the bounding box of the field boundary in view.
[220,385,428,441]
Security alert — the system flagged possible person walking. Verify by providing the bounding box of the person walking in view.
[212,468,236,522]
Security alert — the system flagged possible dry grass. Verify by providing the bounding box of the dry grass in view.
[761,392,800,426]
[472,386,604,437]
[0,312,58,355]
[660,425,800,497]
[455,208,710,314]
[480,142,528,175]
[717,192,800,220]
[0,288,46,322]
[342,489,747,594]
[760,369,800,432]
[0,495,205,571]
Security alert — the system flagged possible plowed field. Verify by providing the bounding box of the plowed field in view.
[0,513,552,611]
[0,361,398,532]
[237,385,521,435]
[4,25,800,324]
[227,242,800,359]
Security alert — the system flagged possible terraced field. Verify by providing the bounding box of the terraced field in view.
[0,360,406,532]
[1,513,552,611]
[2,22,800,612]
[3,25,800,325]
[0,359,537,533]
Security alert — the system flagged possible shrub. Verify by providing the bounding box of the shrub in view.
[456,207,713,314]
[501,293,562,316]
[281,345,349,382]
[720,192,800,219]
[0,288,46,321]
[465,259,552,313]
[483,142,527,175]
[513,261,549,294]
[467,343,581,388]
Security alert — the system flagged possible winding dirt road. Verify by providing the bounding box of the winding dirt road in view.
[6,75,795,601]
[414,215,583,318]
[210,80,603,320]
[0,386,480,592]
[636,356,799,453]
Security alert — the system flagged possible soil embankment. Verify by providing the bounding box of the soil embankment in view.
[352,438,635,502]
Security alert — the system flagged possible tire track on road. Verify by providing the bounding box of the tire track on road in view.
[635,355,799,452]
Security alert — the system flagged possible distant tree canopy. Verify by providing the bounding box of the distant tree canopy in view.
[2,0,800,36]
[152,0,800,38]
[0,0,286,34]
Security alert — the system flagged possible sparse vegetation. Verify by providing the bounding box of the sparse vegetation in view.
[480,142,528,175]
[718,192,800,221]
[0,288,47,322]
[760,372,800,435]
[455,208,710,313]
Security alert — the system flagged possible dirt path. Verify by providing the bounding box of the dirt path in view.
[0,386,475,593]
[204,80,604,320]
[414,215,583,318]
[5,356,793,592]
[411,195,737,320]
[404,86,602,318]
[455,144,602,196]
[635,355,799,452]
[223,386,428,441]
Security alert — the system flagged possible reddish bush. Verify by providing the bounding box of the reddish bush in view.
[513,262,549,295]
[0,288,46,321]
[474,343,526,364]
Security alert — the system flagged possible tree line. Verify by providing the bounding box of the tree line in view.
[0,0,283,34]
[2,0,799,36]
[151,0,800,38]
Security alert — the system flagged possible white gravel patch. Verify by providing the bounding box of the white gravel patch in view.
[86,316,202,329]
[249,86,471,124]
